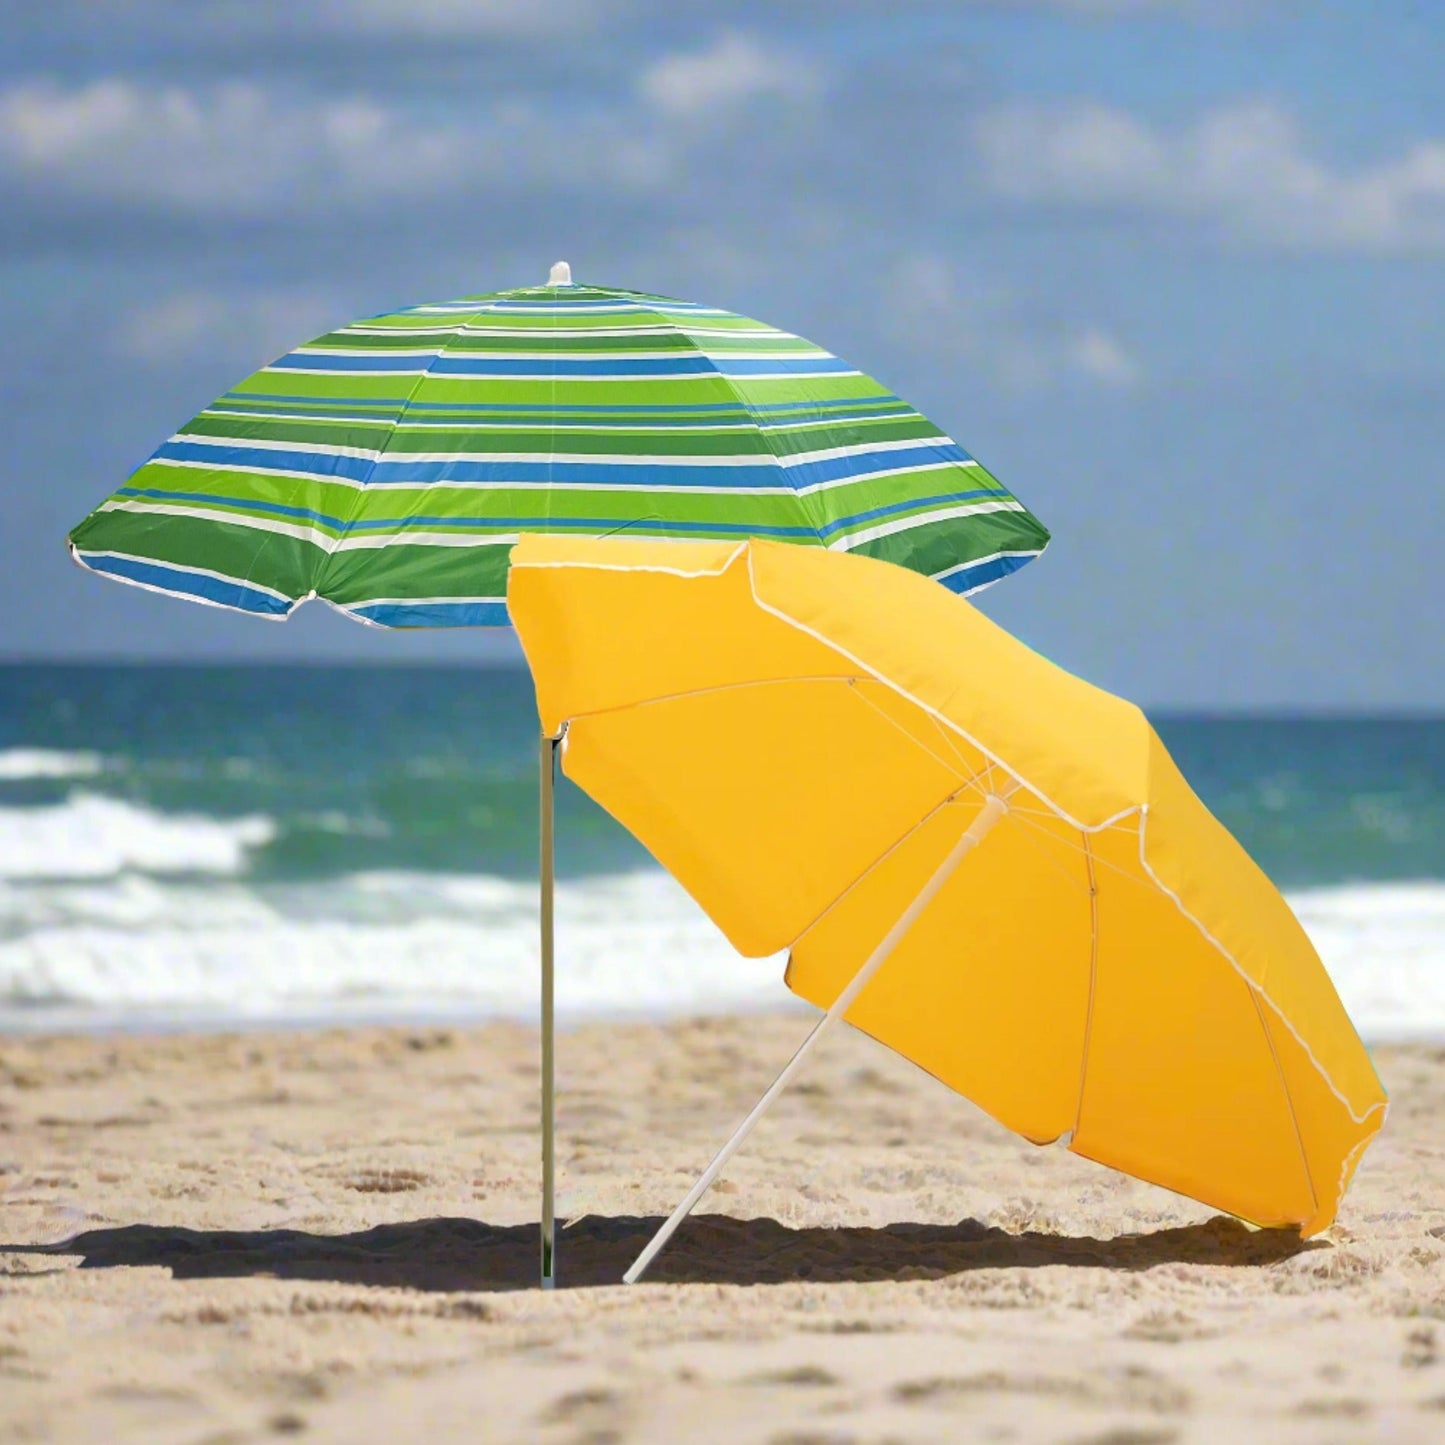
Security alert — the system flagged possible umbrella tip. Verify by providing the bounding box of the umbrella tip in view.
[547,260,573,286]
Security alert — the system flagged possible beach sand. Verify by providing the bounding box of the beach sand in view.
[1,1016,1442,1443]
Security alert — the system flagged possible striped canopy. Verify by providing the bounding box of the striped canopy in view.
[69,275,1050,627]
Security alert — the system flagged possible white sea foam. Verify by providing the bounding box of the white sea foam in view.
[0,864,1439,1038]
[0,869,789,1026]
[0,748,104,780]
[0,794,275,881]
[1288,883,1445,1041]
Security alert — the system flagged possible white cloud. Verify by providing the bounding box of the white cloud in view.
[882,253,1142,391]
[640,32,822,118]
[112,289,343,366]
[0,78,673,214]
[100,0,616,41]
[1067,328,1143,386]
[972,99,1445,252]
[0,80,441,211]
[306,0,610,36]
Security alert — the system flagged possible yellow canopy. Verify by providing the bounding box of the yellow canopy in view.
[508,534,1385,1237]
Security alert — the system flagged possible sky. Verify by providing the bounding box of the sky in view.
[1,0,1441,709]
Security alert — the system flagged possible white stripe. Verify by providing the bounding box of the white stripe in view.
[149,457,373,489]
[932,548,1038,585]
[343,592,507,609]
[758,412,922,433]
[199,409,763,434]
[830,499,1023,549]
[203,409,398,427]
[71,545,296,602]
[331,326,464,338]
[146,437,924,472]
[98,498,333,547]
[175,439,774,468]
[259,365,857,381]
[261,366,435,378]
[332,530,521,551]
[174,432,382,462]
[792,461,975,498]
[339,324,786,340]
[103,497,519,551]
[409,304,648,315]
[290,346,443,358]
[510,541,748,583]
[291,347,830,363]
[777,438,964,470]
[146,454,976,501]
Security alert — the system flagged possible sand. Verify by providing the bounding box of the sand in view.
[1,1016,1442,1443]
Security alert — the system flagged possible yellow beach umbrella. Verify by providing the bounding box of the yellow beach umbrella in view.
[506,534,1386,1282]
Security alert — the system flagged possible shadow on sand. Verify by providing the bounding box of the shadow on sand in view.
[1,1212,1319,1292]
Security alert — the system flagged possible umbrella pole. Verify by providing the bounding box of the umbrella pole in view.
[540,732,559,1290]
[623,790,1011,1285]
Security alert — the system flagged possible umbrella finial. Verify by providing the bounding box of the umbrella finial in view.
[547,260,573,286]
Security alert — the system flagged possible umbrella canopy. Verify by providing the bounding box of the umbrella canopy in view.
[65,264,1052,1289]
[67,268,1048,624]
[507,534,1386,1255]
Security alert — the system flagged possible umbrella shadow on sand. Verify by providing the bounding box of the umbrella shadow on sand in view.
[2,1213,1320,1292]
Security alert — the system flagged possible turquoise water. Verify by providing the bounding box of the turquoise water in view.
[1,665,1441,1032]
[3,664,1441,887]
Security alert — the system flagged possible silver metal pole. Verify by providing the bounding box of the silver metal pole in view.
[539,733,558,1289]
[623,791,1010,1285]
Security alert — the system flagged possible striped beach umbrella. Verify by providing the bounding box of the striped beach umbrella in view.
[67,264,1048,619]
[67,264,1051,1288]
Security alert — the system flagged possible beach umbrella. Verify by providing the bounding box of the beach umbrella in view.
[66,264,1051,1287]
[506,534,1387,1283]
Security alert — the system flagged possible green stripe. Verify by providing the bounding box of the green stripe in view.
[69,279,1049,626]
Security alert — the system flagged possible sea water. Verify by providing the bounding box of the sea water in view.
[1,665,1440,1038]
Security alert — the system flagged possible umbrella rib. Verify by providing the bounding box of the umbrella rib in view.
[925,710,975,776]
[1072,833,1100,1144]
[843,679,984,786]
[1002,807,1158,895]
[1134,812,1383,1130]
[1246,981,1321,1223]
[788,764,997,953]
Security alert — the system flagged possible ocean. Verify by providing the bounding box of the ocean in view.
[1,664,1441,1038]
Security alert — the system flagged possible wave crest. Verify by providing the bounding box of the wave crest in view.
[0,748,104,780]
[0,794,275,881]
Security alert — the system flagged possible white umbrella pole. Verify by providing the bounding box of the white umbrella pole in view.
[623,790,1010,1285]
[539,733,559,1289]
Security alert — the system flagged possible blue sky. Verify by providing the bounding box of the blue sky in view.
[2,0,1441,708]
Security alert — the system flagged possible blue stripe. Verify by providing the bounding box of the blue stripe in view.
[265,353,851,379]
[76,552,293,615]
[350,600,511,628]
[934,551,1041,595]
[155,442,378,484]
[151,440,977,491]
[268,352,439,373]
[204,408,915,435]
